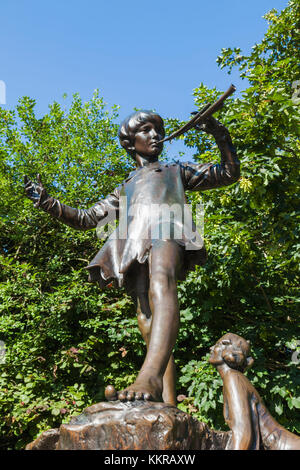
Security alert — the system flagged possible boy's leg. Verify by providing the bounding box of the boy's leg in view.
[133,263,177,404]
[137,299,177,406]
[117,240,183,401]
[126,262,177,404]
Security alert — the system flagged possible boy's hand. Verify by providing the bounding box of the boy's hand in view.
[24,174,49,207]
[195,116,228,138]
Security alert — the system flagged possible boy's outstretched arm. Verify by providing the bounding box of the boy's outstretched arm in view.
[181,117,240,191]
[24,174,119,230]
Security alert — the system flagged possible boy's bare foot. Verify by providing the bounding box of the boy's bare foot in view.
[105,375,163,402]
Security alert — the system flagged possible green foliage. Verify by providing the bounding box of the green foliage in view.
[0,1,299,449]
[177,356,224,430]
[0,92,143,449]
[173,0,300,433]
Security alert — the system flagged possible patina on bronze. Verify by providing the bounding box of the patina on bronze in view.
[24,97,240,405]
[210,333,300,450]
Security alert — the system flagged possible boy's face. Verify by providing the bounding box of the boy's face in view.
[132,117,164,159]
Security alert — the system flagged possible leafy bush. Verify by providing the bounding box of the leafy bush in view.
[170,0,300,433]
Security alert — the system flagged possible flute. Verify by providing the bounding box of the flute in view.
[158,84,236,143]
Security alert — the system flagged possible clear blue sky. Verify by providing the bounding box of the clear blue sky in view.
[1,0,288,159]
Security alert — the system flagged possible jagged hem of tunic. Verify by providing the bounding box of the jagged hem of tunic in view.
[84,245,207,291]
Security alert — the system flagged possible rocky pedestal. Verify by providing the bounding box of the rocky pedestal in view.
[26,400,231,450]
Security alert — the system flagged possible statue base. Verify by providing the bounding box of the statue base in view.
[26,400,231,450]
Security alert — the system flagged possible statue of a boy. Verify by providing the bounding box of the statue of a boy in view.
[24,110,240,404]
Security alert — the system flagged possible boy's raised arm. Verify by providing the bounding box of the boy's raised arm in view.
[24,174,119,231]
[180,117,240,191]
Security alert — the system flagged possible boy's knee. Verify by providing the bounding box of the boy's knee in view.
[150,269,177,296]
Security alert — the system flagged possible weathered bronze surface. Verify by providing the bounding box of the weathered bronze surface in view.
[25,428,60,450]
[26,401,231,450]
[25,108,240,404]
[210,333,300,450]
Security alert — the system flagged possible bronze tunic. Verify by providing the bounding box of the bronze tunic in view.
[39,158,240,289]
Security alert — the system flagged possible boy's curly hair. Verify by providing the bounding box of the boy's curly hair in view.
[118,110,165,158]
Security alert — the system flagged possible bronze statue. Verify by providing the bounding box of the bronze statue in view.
[209,333,300,450]
[24,94,240,404]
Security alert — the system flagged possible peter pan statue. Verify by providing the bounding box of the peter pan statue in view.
[24,108,240,405]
